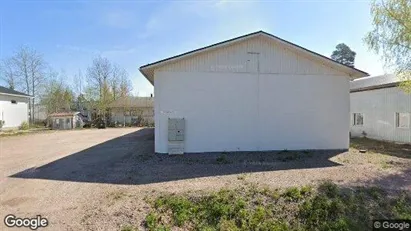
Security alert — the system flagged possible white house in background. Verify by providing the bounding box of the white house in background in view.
[350,74,411,143]
[140,31,369,154]
[0,86,31,129]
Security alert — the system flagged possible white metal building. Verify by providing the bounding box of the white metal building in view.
[350,74,411,143]
[0,86,31,129]
[140,31,369,154]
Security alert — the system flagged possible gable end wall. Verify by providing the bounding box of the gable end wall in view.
[157,35,347,76]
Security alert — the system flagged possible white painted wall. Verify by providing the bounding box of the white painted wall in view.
[152,34,353,153]
[111,108,154,124]
[155,71,349,153]
[0,94,29,129]
[350,87,411,143]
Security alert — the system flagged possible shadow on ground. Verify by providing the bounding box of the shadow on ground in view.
[351,137,411,159]
[10,128,345,185]
[354,166,411,191]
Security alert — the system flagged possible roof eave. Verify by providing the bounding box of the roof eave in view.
[350,82,399,92]
[0,92,33,98]
[139,67,154,86]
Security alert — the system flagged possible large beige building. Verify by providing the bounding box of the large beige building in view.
[108,97,154,126]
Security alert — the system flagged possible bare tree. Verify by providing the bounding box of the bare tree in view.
[2,46,47,123]
[110,64,121,101]
[119,70,133,98]
[112,63,132,99]
[72,69,86,112]
[0,59,19,89]
[73,69,84,96]
[86,56,113,119]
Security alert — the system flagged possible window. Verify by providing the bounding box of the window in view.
[11,100,17,104]
[353,113,364,126]
[396,112,410,128]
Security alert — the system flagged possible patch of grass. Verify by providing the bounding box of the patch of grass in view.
[0,128,51,137]
[145,212,171,231]
[393,193,411,219]
[140,182,411,230]
[19,121,30,130]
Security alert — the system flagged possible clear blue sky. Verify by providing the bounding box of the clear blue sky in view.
[0,0,385,96]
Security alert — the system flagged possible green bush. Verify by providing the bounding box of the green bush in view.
[19,121,30,130]
[283,187,303,201]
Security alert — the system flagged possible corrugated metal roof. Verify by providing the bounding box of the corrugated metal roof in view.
[350,74,401,92]
[0,86,32,97]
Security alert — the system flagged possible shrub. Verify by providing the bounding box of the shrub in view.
[300,185,313,196]
[0,120,4,129]
[19,121,29,130]
[283,187,302,201]
[145,212,159,230]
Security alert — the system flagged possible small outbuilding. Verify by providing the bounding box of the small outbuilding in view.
[49,112,85,130]
[350,74,411,143]
[0,86,31,129]
[140,31,369,154]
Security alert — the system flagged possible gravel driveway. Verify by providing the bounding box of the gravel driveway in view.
[0,128,410,230]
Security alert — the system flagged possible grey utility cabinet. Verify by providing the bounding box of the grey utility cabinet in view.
[168,118,185,154]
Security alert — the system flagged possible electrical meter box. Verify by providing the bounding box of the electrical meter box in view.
[168,118,185,154]
[168,118,185,141]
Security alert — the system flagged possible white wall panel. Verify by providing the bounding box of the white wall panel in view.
[155,71,349,153]
[259,74,349,150]
[155,72,259,153]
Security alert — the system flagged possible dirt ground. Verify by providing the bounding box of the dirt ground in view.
[0,128,410,230]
